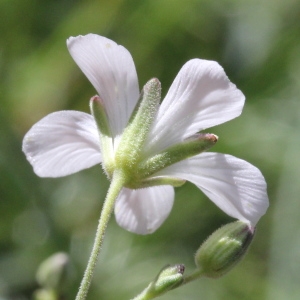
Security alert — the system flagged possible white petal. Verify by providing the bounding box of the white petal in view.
[156,153,268,226]
[145,59,245,155]
[67,34,139,137]
[114,186,174,234]
[22,111,101,177]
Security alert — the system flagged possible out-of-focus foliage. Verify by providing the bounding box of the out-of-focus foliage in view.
[1,0,300,299]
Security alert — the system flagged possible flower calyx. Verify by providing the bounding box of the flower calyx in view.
[90,95,114,177]
[92,77,219,189]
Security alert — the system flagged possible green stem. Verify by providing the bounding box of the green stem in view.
[75,172,124,300]
[131,287,152,300]
[181,268,204,286]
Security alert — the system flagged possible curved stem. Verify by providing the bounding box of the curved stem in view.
[75,172,124,300]
[131,287,152,300]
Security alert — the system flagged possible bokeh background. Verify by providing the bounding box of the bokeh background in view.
[1,0,300,299]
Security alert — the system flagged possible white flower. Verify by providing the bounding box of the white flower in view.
[22,34,269,235]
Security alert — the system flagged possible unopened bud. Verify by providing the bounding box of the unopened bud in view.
[136,264,185,299]
[153,264,185,293]
[195,221,255,278]
[36,252,70,292]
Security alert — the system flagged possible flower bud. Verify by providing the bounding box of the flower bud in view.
[195,221,255,278]
[153,264,185,293]
[136,264,185,299]
[36,252,71,292]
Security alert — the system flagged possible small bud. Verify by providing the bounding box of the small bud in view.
[195,221,255,278]
[135,264,185,299]
[153,264,185,293]
[36,252,71,292]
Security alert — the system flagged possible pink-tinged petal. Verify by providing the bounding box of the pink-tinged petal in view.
[114,186,174,234]
[156,153,268,226]
[67,34,139,137]
[22,111,101,178]
[145,59,245,155]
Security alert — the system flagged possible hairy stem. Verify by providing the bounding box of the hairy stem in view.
[75,172,124,300]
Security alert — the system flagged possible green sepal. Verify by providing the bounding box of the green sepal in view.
[138,133,218,178]
[138,176,186,189]
[90,95,114,177]
[195,221,255,278]
[115,78,161,183]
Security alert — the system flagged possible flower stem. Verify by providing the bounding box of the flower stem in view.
[181,268,204,286]
[131,288,152,300]
[75,172,124,300]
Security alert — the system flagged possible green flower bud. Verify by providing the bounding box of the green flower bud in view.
[134,264,185,299]
[153,264,185,294]
[36,252,70,292]
[195,221,255,278]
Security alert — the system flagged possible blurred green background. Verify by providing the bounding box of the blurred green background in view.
[1,0,299,299]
